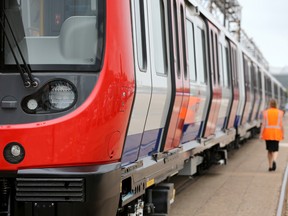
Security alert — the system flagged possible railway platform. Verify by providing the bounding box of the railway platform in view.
[170,115,288,216]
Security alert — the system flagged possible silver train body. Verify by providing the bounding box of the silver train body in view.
[119,0,286,214]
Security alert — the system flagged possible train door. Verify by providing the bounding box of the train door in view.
[182,5,209,144]
[273,83,280,106]
[217,34,231,130]
[282,88,287,109]
[272,82,276,99]
[137,0,172,158]
[203,22,222,138]
[161,0,189,151]
[227,42,239,129]
[247,62,256,122]
[267,78,272,105]
[277,85,281,108]
[235,50,246,130]
[277,86,282,109]
[240,54,251,125]
[280,88,286,110]
[275,83,279,105]
[256,69,264,119]
[250,64,260,121]
[121,0,152,164]
[264,75,272,108]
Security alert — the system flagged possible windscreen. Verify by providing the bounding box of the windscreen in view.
[0,0,105,72]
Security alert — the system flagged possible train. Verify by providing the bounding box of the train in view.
[0,0,286,215]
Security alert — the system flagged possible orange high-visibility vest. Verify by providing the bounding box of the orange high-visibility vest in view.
[262,108,284,141]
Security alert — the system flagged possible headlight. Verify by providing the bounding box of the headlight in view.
[49,82,76,110]
[22,79,77,114]
[27,99,38,110]
[3,142,25,164]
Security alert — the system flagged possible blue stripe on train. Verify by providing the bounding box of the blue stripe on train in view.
[234,115,241,128]
[181,123,201,144]
[121,128,162,165]
[121,133,142,164]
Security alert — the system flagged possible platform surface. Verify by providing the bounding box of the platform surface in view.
[170,115,288,216]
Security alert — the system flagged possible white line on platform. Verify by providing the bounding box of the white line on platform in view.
[276,164,288,216]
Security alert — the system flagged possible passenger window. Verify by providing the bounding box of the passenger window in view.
[180,6,187,80]
[173,0,180,78]
[243,56,249,89]
[186,20,196,81]
[195,27,206,83]
[274,83,278,98]
[210,31,215,83]
[258,70,262,94]
[267,78,272,96]
[222,45,230,87]
[231,47,238,88]
[219,44,224,86]
[151,0,167,75]
[252,65,257,93]
[224,47,232,87]
[215,34,219,85]
[134,0,147,71]
[250,66,253,91]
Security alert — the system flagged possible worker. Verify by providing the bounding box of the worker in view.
[260,99,284,171]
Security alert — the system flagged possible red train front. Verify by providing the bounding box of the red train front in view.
[0,0,134,215]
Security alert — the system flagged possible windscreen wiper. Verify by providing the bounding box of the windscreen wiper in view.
[0,11,38,88]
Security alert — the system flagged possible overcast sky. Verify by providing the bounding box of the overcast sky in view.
[240,0,288,68]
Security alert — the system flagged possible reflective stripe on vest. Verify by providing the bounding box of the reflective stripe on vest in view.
[264,111,282,129]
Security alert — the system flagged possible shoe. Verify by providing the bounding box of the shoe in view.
[272,161,276,171]
[269,168,273,172]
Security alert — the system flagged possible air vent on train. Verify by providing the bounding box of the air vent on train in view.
[15,178,85,202]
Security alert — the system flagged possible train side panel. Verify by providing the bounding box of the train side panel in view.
[161,0,189,151]
[217,33,232,131]
[227,42,240,129]
[235,49,246,137]
[182,10,208,144]
[121,0,152,164]
[203,22,222,138]
[138,0,172,157]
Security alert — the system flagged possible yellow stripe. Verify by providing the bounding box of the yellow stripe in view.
[146,179,155,188]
